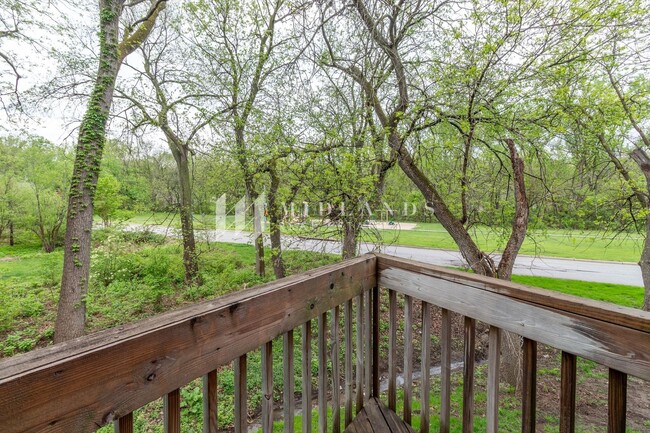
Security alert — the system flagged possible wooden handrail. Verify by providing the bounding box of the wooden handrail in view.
[376,254,650,380]
[0,255,376,433]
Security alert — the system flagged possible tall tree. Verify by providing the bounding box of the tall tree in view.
[187,0,297,277]
[55,0,167,343]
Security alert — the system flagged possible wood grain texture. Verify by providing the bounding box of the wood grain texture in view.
[462,317,475,433]
[332,306,341,433]
[378,265,650,380]
[262,341,273,433]
[163,389,180,433]
[203,370,218,433]
[608,369,627,433]
[440,309,452,433]
[420,302,431,433]
[486,326,500,433]
[0,256,376,433]
[302,321,312,433]
[345,299,353,426]
[522,338,537,433]
[376,255,650,332]
[403,295,413,425]
[113,412,133,433]
[372,287,379,397]
[318,313,328,433]
[356,292,364,413]
[343,398,415,433]
[560,352,576,433]
[388,290,397,411]
[364,289,371,401]
[234,355,247,433]
[283,330,295,433]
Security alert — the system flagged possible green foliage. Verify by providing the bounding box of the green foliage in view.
[94,172,126,226]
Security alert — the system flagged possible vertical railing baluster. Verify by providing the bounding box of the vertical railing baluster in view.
[560,352,576,433]
[318,312,328,433]
[420,301,432,433]
[164,389,181,433]
[522,338,537,433]
[462,317,475,433]
[355,291,364,413]
[486,326,501,433]
[372,286,380,397]
[403,294,413,425]
[331,306,341,433]
[234,355,248,433]
[440,308,452,433]
[262,341,273,433]
[344,299,353,426]
[113,412,133,433]
[608,369,627,433]
[302,321,312,433]
[203,370,218,433]
[364,289,371,402]
[283,330,295,433]
[388,289,397,411]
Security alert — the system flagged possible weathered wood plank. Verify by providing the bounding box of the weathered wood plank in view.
[234,355,247,433]
[522,338,537,433]
[318,313,328,433]
[203,370,218,433]
[403,295,413,425]
[420,302,431,433]
[302,321,312,433]
[345,299,353,426]
[364,289,371,401]
[378,265,650,380]
[560,352,576,433]
[376,255,650,332]
[283,330,295,433]
[608,369,627,433]
[356,291,364,413]
[0,256,376,433]
[486,326,500,433]
[388,290,397,411]
[164,389,180,433]
[332,306,341,433]
[462,317,475,433]
[375,397,417,433]
[113,412,133,433]
[440,308,452,433]
[262,341,274,433]
[372,287,380,397]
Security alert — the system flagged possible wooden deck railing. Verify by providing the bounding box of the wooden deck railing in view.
[0,253,648,433]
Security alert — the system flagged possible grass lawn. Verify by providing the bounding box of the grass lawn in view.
[376,222,643,263]
[122,212,644,263]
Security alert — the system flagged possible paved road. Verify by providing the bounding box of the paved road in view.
[128,225,643,287]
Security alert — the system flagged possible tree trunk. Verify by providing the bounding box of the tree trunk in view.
[55,0,166,342]
[630,148,650,312]
[342,222,358,260]
[55,0,122,343]
[8,220,14,246]
[171,145,201,286]
[388,132,497,277]
[268,163,285,279]
[497,139,530,388]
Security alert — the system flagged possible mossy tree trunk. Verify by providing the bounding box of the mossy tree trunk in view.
[55,0,166,343]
